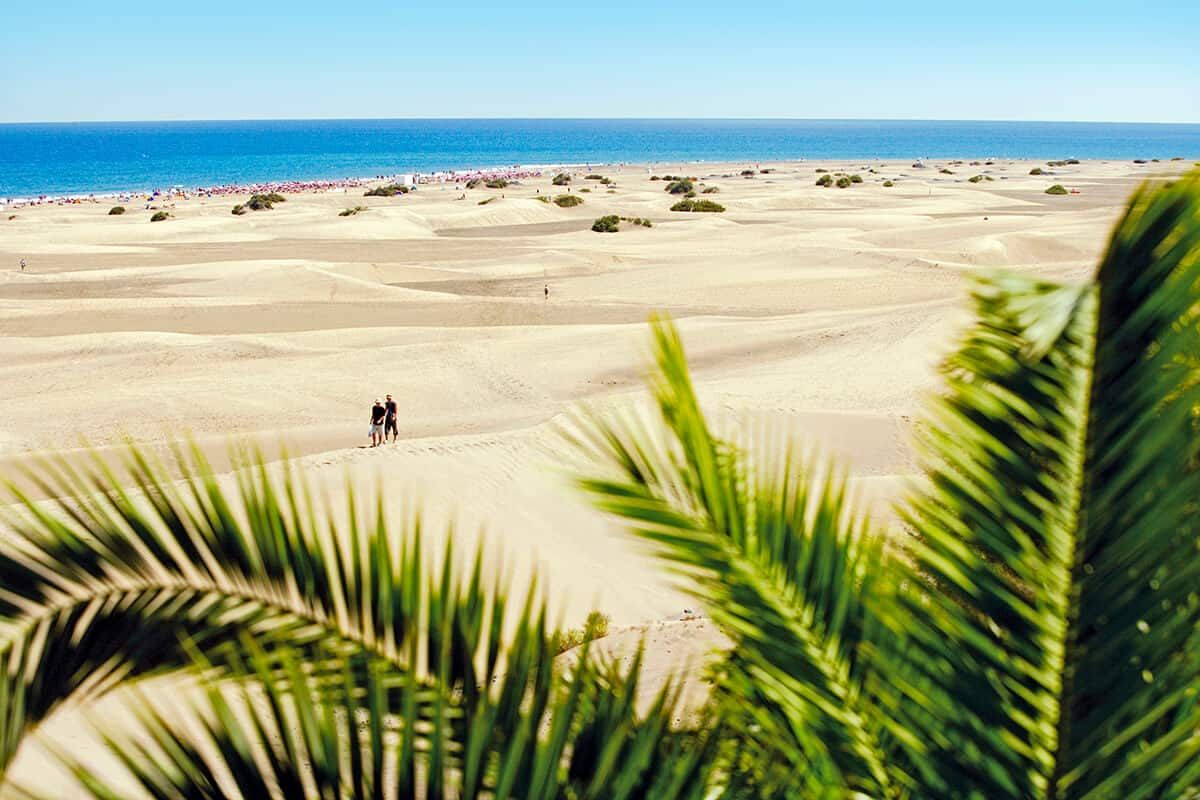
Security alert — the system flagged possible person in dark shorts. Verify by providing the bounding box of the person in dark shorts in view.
[369,399,386,447]
[384,394,399,442]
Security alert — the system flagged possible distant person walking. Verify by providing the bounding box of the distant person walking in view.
[544,283,549,300]
[19,259,25,272]
[384,394,399,442]
[369,399,386,447]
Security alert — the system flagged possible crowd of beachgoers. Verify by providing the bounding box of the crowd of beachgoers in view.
[1,166,552,208]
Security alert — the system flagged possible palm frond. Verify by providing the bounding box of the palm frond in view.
[45,637,719,800]
[873,172,1200,799]
[567,318,893,795]
[0,443,521,780]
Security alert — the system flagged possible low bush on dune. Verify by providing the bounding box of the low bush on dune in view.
[591,215,620,233]
[150,211,170,222]
[552,173,571,186]
[535,195,549,203]
[620,216,652,227]
[883,180,895,187]
[585,174,604,180]
[850,174,863,183]
[1030,167,1045,175]
[578,187,591,193]
[478,197,497,205]
[1045,184,1069,195]
[485,179,509,189]
[465,178,484,189]
[815,168,829,173]
[702,186,720,194]
[759,168,774,174]
[553,612,611,655]
[246,193,285,210]
[649,175,662,181]
[553,194,584,208]
[671,198,725,212]
[108,206,125,215]
[740,169,756,176]
[968,175,984,183]
[364,184,408,197]
[231,204,247,215]
[338,205,368,217]
[816,174,833,187]
[665,179,694,195]
[684,190,697,198]
[939,168,955,175]
[836,176,852,188]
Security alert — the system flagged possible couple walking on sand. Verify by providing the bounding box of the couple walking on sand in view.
[369,395,399,447]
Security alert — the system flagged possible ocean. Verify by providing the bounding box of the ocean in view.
[2,118,1198,198]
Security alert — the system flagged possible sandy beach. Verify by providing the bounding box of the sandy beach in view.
[2,157,1186,620]
[2,158,1194,789]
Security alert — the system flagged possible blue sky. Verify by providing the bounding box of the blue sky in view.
[2,0,1197,123]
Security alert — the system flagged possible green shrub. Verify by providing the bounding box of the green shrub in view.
[816,174,833,187]
[671,199,725,212]
[231,204,247,216]
[246,193,284,210]
[649,175,662,181]
[759,168,773,174]
[684,190,697,198]
[553,194,583,208]
[836,176,852,188]
[553,612,611,655]
[108,206,126,216]
[591,215,620,233]
[850,174,863,183]
[485,179,509,189]
[702,186,720,194]
[619,216,653,228]
[883,180,895,187]
[364,184,408,197]
[939,168,954,175]
[535,195,550,203]
[1045,184,1069,195]
[578,187,591,193]
[968,175,984,183]
[465,178,483,189]
[1030,167,1044,175]
[665,179,694,195]
[585,174,604,180]
[150,211,170,222]
[740,169,756,176]
[815,168,829,173]
[478,197,497,205]
[338,205,368,217]
[552,173,571,186]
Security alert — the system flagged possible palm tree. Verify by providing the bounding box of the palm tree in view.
[1,172,1198,798]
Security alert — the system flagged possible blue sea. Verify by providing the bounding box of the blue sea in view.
[2,119,1198,198]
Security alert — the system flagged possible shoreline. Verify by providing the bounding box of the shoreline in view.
[7,154,1196,207]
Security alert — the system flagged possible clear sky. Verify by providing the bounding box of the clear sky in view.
[2,0,1197,123]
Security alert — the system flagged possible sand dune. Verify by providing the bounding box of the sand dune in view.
[0,157,1186,790]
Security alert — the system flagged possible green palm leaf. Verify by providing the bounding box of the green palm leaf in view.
[566,320,894,795]
[873,172,1200,799]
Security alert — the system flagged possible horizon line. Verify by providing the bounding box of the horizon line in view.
[4,116,1200,127]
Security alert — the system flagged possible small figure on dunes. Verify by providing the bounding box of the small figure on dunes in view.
[369,399,386,447]
[19,259,25,272]
[544,283,549,300]
[384,394,399,443]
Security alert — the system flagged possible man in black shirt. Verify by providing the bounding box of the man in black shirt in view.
[384,394,399,442]
[369,399,386,447]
